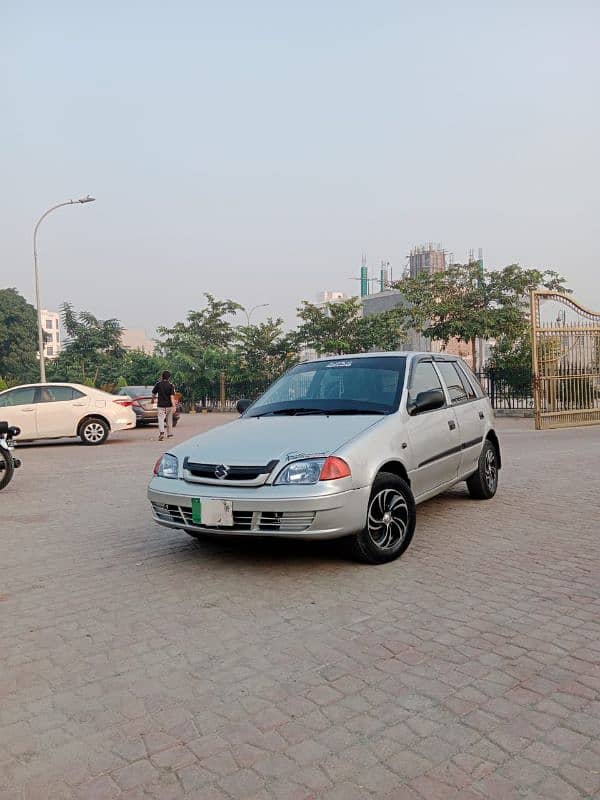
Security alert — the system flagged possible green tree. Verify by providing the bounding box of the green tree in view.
[157,294,242,402]
[394,263,569,371]
[295,297,408,355]
[49,303,126,387]
[0,288,40,384]
[234,318,298,394]
[121,350,168,386]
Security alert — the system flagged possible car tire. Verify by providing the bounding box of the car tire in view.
[466,440,499,499]
[350,472,416,564]
[0,449,14,491]
[79,417,110,445]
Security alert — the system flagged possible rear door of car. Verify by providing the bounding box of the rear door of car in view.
[0,387,38,438]
[406,358,461,498]
[434,359,485,477]
[34,385,89,437]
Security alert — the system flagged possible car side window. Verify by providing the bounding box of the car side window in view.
[409,361,443,403]
[436,362,475,404]
[0,387,37,407]
[36,386,85,403]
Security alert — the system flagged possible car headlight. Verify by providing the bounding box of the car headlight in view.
[274,457,352,485]
[153,453,178,479]
[275,459,325,485]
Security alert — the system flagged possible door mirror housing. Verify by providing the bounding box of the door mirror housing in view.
[236,399,252,415]
[408,388,445,415]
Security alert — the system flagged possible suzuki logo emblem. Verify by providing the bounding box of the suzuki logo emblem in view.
[214,464,229,480]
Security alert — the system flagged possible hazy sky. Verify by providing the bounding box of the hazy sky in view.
[2,0,599,333]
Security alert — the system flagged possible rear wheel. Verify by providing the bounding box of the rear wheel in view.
[350,472,416,564]
[79,418,109,445]
[467,440,499,499]
[0,449,14,491]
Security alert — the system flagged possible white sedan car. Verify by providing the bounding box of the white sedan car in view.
[0,383,136,444]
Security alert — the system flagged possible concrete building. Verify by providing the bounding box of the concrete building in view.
[41,310,61,359]
[409,244,446,278]
[121,328,155,355]
[316,291,347,304]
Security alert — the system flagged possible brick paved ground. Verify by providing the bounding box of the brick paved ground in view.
[1,415,599,800]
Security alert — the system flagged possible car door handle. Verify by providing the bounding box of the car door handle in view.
[21,407,36,412]
[479,411,484,419]
[448,420,456,430]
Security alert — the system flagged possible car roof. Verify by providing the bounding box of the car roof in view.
[0,382,96,391]
[303,352,462,364]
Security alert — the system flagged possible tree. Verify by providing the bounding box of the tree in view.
[121,350,168,386]
[0,288,40,384]
[48,303,126,387]
[295,298,408,355]
[394,263,569,371]
[234,318,297,394]
[157,294,242,402]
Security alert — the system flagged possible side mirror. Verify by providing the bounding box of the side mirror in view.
[408,388,445,416]
[236,399,252,415]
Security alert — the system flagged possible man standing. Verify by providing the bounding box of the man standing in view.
[152,370,176,441]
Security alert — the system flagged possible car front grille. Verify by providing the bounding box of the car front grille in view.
[182,458,278,483]
[151,502,316,533]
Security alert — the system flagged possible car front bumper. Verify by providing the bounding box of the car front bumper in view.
[147,478,369,540]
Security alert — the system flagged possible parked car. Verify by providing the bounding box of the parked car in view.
[0,383,136,445]
[148,353,500,564]
[116,386,181,427]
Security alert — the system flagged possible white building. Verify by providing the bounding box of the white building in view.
[316,290,347,304]
[122,328,155,354]
[41,309,61,359]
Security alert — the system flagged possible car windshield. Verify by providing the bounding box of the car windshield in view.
[245,356,407,417]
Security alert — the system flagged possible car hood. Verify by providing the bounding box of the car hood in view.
[170,415,384,465]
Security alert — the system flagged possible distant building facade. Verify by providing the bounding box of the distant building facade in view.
[41,310,61,359]
[316,291,347,304]
[409,244,446,278]
[122,328,155,355]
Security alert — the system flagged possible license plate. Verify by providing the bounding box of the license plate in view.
[191,498,233,527]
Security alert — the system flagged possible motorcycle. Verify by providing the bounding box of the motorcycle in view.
[0,421,21,491]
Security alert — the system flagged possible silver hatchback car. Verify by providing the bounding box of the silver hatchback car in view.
[148,353,500,563]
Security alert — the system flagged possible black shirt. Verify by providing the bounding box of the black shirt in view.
[152,380,175,408]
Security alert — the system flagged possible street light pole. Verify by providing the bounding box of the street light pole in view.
[243,303,269,326]
[33,195,95,382]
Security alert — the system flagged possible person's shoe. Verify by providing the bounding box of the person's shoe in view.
[158,433,165,441]
[167,434,174,438]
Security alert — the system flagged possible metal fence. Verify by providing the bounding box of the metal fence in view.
[475,368,533,410]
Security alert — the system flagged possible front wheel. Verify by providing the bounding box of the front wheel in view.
[466,440,499,499]
[0,448,14,491]
[79,418,109,445]
[350,472,416,564]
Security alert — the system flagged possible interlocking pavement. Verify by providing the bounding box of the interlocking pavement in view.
[1,415,599,799]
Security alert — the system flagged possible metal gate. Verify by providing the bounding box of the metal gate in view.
[531,290,600,429]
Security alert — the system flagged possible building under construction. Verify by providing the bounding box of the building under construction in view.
[409,244,447,278]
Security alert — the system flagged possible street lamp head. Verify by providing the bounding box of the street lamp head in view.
[77,195,95,204]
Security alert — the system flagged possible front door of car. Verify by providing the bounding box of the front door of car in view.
[434,361,486,477]
[0,387,38,438]
[406,359,461,498]
[34,385,88,437]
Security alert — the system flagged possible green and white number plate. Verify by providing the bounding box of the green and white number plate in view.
[191,498,234,527]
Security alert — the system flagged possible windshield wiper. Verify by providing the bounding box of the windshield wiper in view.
[255,407,386,417]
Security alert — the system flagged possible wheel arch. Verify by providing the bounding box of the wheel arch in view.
[77,414,112,435]
[375,460,411,486]
[485,429,501,468]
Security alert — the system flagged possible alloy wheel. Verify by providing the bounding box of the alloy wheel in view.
[484,448,497,492]
[367,488,409,550]
[83,422,105,443]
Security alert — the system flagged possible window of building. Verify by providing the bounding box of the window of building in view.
[47,346,54,356]
[45,319,53,330]
[55,319,59,328]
